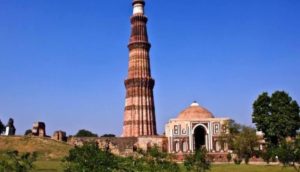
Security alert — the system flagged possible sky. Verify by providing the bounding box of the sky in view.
[0,0,299,136]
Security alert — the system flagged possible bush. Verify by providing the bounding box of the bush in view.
[227,153,232,162]
[261,147,274,164]
[74,129,98,137]
[184,148,211,172]
[234,158,242,165]
[63,142,121,172]
[101,134,116,137]
[276,142,295,166]
[63,143,179,172]
[0,151,37,172]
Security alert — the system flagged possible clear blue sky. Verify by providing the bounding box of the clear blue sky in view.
[0,0,299,136]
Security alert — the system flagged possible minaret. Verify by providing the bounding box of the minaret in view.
[122,0,157,137]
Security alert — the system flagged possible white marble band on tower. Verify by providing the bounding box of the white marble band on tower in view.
[133,0,144,14]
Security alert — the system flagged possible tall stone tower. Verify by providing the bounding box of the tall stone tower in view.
[122,0,157,137]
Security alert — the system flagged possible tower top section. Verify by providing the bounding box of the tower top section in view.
[132,0,145,15]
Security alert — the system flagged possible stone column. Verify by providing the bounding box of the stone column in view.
[122,0,157,137]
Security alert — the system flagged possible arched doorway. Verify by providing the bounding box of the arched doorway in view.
[194,125,206,150]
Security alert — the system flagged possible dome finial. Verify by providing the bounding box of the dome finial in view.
[191,101,199,107]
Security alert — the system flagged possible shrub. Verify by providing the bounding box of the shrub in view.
[184,148,211,172]
[74,129,98,137]
[227,153,232,162]
[0,151,37,172]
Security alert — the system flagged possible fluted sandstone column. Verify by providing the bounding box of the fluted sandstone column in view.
[122,0,157,137]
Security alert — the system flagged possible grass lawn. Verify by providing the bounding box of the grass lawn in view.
[0,136,72,161]
[211,164,295,172]
[33,161,296,172]
[34,161,64,172]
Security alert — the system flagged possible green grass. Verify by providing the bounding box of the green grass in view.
[1,136,296,172]
[33,161,64,172]
[33,162,296,172]
[211,164,295,172]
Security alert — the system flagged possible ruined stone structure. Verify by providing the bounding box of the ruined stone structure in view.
[123,0,157,137]
[52,130,67,142]
[32,122,46,137]
[4,118,16,136]
[165,102,230,161]
[68,136,167,157]
[68,137,139,156]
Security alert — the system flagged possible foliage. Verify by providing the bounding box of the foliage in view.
[0,120,4,134]
[0,151,37,172]
[131,145,180,172]
[101,134,116,137]
[261,146,275,164]
[233,126,258,164]
[252,91,300,146]
[63,142,121,172]
[233,158,242,165]
[35,162,299,172]
[227,153,232,162]
[276,142,295,166]
[74,129,98,137]
[220,120,259,164]
[274,138,300,172]
[184,148,211,172]
[219,120,242,150]
[63,143,179,172]
[24,129,32,136]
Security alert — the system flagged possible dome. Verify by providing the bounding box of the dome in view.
[177,102,214,120]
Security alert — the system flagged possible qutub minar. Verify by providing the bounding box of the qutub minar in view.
[122,0,157,137]
[68,0,233,162]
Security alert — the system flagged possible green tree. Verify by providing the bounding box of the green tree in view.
[63,142,121,172]
[220,120,242,151]
[261,147,275,164]
[220,121,258,164]
[0,151,37,172]
[274,138,300,172]
[63,143,179,172]
[74,129,98,137]
[252,91,300,146]
[184,148,211,172]
[101,134,116,137]
[232,126,258,164]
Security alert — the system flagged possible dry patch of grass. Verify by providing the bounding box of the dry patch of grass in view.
[0,136,72,161]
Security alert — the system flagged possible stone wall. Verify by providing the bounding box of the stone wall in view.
[68,137,138,156]
[67,136,168,156]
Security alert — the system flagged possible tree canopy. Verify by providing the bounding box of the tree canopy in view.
[74,129,98,137]
[101,134,116,138]
[63,142,179,172]
[252,91,300,146]
[63,142,121,172]
[220,120,259,164]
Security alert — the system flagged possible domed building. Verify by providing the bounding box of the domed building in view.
[165,102,230,160]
